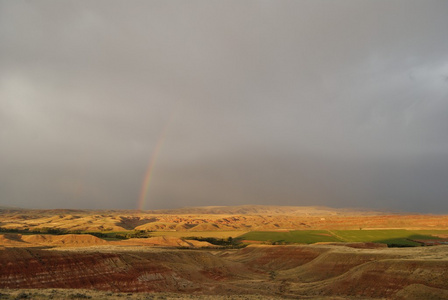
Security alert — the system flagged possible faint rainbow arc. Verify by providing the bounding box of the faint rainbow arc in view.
[137,109,178,211]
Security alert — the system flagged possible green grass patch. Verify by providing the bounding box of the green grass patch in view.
[333,229,443,246]
[238,230,342,244]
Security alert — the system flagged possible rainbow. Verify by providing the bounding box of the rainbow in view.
[137,108,178,211]
[137,134,167,211]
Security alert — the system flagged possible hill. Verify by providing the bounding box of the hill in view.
[1,244,447,298]
[1,205,447,233]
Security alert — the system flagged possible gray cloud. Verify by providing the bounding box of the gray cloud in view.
[1,0,448,212]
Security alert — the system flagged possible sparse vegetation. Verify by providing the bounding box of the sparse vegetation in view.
[0,227,69,235]
[149,230,247,239]
[88,230,152,240]
[0,227,152,240]
[15,292,30,299]
[184,236,245,248]
[69,293,91,299]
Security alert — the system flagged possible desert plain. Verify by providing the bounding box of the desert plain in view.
[1,205,448,299]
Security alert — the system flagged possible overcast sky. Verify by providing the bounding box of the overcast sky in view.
[1,0,448,212]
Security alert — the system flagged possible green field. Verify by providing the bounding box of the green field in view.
[237,229,448,247]
[331,230,440,247]
[238,230,341,244]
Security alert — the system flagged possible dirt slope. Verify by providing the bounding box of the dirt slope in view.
[21,234,109,246]
[393,284,448,300]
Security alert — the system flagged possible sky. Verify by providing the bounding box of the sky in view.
[1,0,448,213]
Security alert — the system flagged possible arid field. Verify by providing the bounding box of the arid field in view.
[1,205,448,299]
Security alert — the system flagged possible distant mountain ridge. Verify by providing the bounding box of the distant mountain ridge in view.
[145,205,393,216]
[0,204,395,216]
[0,205,23,211]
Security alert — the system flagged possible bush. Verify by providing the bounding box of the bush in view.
[15,292,30,299]
[69,293,92,299]
[184,236,244,248]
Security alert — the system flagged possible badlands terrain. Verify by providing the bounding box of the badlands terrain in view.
[1,205,448,299]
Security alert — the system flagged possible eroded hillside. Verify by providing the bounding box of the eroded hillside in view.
[0,244,447,299]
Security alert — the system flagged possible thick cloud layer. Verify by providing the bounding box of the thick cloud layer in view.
[1,1,448,212]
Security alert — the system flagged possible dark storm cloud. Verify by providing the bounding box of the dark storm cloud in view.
[1,0,448,212]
